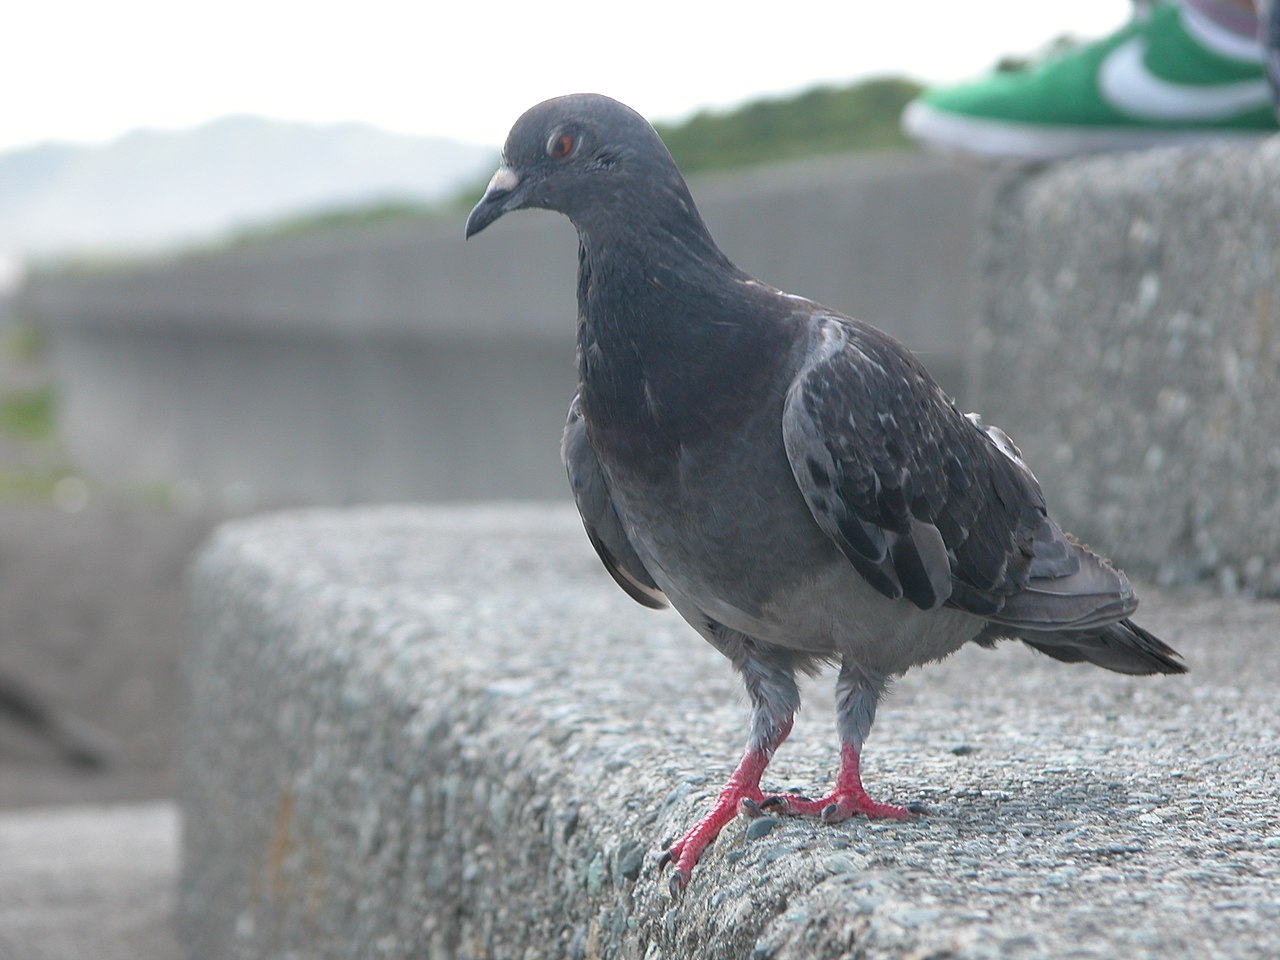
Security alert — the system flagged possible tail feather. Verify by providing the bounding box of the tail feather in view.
[962,517,1186,676]
[1020,618,1186,676]
[988,533,1138,633]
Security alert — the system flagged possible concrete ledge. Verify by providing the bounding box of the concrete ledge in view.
[979,139,1280,596]
[181,506,1279,959]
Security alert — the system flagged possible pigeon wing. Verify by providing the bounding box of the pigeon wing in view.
[782,316,1077,617]
[562,394,668,609]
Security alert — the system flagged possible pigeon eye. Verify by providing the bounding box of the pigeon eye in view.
[547,132,576,159]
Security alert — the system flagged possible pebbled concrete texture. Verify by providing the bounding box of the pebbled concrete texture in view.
[979,139,1280,597]
[182,505,1280,960]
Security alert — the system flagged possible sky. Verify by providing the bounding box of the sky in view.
[3,0,1125,153]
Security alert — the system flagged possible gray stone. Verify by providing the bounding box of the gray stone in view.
[978,139,1280,596]
[746,817,781,841]
[181,505,1280,960]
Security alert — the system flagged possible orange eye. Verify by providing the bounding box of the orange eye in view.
[548,132,575,159]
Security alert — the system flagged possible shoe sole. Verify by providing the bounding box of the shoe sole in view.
[902,100,1274,162]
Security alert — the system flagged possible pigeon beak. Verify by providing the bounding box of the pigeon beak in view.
[465,165,523,239]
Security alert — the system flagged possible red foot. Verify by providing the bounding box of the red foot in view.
[759,789,911,822]
[659,732,787,896]
[758,743,916,823]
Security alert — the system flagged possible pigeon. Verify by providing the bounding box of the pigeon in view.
[465,93,1185,895]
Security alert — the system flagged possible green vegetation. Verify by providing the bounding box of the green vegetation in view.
[0,325,70,501]
[0,468,69,500]
[222,199,434,249]
[655,76,922,174]
[0,385,56,442]
[0,324,45,363]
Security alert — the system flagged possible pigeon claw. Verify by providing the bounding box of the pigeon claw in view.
[655,745,776,895]
[760,790,916,823]
[756,793,810,813]
[658,823,725,897]
[761,743,919,823]
[657,788,765,895]
[668,870,688,898]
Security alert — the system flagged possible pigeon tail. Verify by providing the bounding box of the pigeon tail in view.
[984,535,1139,633]
[974,534,1185,675]
[1019,618,1186,676]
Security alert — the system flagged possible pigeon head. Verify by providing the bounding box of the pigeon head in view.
[465,94,700,240]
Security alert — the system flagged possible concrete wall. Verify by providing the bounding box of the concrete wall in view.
[180,506,1280,960]
[20,153,988,504]
[978,139,1280,596]
[47,327,574,503]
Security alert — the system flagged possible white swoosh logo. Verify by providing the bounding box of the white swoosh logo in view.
[1099,37,1270,121]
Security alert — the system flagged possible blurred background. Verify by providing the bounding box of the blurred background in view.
[0,0,1148,818]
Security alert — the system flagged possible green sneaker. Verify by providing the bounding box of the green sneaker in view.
[902,2,1278,160]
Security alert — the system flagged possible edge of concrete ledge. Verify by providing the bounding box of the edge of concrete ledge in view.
[179,505,1280,960]
[177,505,970,959]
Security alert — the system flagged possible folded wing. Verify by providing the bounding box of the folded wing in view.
[781,315,1143,636]
[562,394,668,610]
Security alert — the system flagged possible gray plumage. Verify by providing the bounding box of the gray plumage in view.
[466,93,1184,892]
[562,394,666,610]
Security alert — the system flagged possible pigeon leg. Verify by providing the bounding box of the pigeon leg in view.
[761,660,913,822]
[658,717,791,894]
[660,636,799,894]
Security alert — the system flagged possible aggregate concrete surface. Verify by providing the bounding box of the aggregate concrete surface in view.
[183,505,1280,960]
[980,139,1280,597]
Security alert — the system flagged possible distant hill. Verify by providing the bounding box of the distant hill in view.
[0,116,496,257]
[11,77,922,263]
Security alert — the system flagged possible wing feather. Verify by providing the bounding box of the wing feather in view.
[562,394,667,609]
[782,315,1131,627]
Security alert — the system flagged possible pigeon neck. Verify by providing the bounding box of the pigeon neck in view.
[572,175,744,313]
[574,176,732,276]
[573,203,745,360]
[573,201,793,448]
